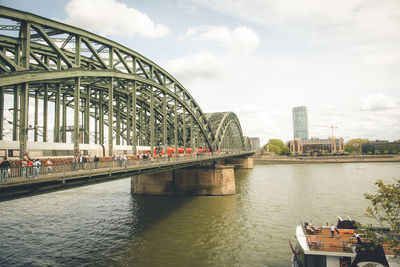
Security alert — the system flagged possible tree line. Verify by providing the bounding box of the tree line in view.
[262,138,400,155]
[344,138,400,155]
[263,139,290,155]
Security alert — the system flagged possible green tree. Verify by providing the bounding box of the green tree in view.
[264,139,289,155]
[344,138,370,154]
[359,179,400,255]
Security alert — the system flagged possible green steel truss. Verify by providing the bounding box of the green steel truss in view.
[0,6,251,158]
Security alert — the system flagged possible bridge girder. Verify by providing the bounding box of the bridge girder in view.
[0,5,250,158]
[206,112,250,151]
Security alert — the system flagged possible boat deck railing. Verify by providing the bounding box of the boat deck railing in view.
[304,225,397,255]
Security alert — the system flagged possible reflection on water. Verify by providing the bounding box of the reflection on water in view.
[0,162,399,266]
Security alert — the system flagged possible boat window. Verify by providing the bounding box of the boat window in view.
[305,255,326,267]
[339,257,351,267]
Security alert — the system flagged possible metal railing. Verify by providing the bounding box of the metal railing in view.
[0,152,247,185]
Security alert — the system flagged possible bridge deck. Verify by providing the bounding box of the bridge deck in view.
[0,152,253,200]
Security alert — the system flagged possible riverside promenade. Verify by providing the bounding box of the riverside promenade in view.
[254,154,400,164]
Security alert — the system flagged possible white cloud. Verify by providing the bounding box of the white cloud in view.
[167,25,259,84]
[359,94,398,111]
[185,0,400,42]
[234,104,264,114]
[235,105,292,145]
[305,97,400,141]
[65,0,170,38]
[185,0,400,65]
[162,51,227,84]
[180,25,259,54]
[344,108,400,141]
[359,54,398,67]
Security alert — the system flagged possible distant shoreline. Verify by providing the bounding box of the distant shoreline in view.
[253,155,400,164]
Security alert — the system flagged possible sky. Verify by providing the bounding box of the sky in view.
[2,0,400,146]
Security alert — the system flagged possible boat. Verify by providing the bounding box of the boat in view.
[290,216,399,267]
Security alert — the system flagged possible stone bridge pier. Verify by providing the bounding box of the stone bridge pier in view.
[224,156,253,169]
[131,157,253,196]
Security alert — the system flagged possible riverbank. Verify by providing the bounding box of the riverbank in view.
[253,154,400,164]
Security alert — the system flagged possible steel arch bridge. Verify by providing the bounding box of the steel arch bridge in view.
[0,6,251,158]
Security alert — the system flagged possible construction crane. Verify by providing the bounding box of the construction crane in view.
[314,125,339,137]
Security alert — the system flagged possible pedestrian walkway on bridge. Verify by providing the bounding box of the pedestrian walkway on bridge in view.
[0,152,251,187]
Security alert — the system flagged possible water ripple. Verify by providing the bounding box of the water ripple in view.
[0,163,399,266]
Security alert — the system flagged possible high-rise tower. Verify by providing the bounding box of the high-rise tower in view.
[292,106,309,140]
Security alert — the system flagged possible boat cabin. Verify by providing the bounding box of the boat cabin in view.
[293,218,399,267]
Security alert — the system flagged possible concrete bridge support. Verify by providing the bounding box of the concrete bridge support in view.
[225,156,253,169]
[131,165,235,196]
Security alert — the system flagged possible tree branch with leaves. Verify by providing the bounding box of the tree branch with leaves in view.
[359,179,400,255]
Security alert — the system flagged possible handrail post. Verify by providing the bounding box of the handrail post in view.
[62,162,66,184]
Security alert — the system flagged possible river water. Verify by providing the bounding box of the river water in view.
[0,162,399,266]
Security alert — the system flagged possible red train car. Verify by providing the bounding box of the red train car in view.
[153,146,207,156]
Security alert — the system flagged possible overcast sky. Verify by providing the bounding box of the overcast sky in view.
[2,0,400,145]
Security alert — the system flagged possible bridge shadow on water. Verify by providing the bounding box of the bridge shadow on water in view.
[132,194,196,232]
[99,191,198,266]
[99,169,255,267]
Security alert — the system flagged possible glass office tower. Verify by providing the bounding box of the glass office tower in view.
[292,106,309,140]
[250,137,261,152]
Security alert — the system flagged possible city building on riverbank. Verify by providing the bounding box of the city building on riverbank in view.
[292,106,309,140]
[362,140,400,155]
[290,136,344,155]
[250,137,261,152]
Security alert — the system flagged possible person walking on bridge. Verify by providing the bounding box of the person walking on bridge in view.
[94,155,99,169]
[112,154,117,167]
[33,159,41,178]
[72,156,78,171]
[45,158,53,175]
[21,159,27,178]
[83,155,88,170]
[119,154,123,167]
[79,155,83,170]
[88,155,93,169]
[27,159,33,179]
[0,157,11,184]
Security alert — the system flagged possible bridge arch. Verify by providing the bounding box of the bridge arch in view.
[0,5,250,157]
[205,112,249,151]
